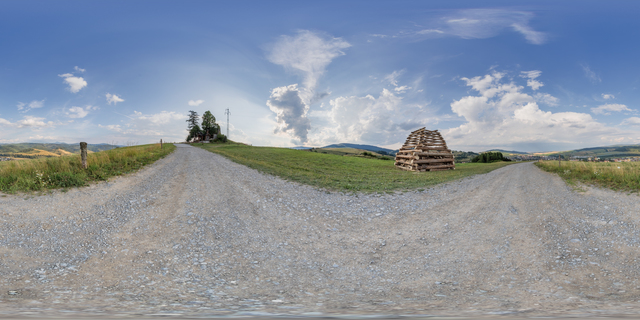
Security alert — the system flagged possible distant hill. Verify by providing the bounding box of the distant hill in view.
[0,143,119,159]
[321,143,397,155]
[485,149,528,155]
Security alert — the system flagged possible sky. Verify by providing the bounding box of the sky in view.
[1,0,640,152]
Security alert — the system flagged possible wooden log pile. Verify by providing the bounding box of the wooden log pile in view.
[395,128,455,172]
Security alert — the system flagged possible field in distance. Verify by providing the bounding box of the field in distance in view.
[0,143,175,193]
[197,143,513,193]
[0,143,118,160]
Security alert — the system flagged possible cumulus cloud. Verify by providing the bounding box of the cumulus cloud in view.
[16,116,54,128]
[59,71,87,93]
[266,84,310,143]
[327,89,405,143]
[581,64,601,83]
[267,30,350,90]
[66,106,92,118]
[591,104,634,115]
[106,93,125,105]
[266,30,349,143]
[188,99,204,106]
[602,93,615,100]
[16,100,45,112]
[74,66,85,73]
[445,72,624,150]
[136,111,187,125]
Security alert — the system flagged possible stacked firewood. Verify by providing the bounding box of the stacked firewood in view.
[394,128,455,172]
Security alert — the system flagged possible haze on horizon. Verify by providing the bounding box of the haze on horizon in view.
[1,1,639,153]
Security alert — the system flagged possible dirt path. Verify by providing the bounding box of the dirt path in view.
[1,144,639,318]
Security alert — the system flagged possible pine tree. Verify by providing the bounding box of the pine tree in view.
[186,110,199,130]
[201,111,217,136]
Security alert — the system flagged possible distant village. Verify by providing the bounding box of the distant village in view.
[0,157,11,162]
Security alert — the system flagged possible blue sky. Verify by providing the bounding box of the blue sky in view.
[1,0,639,152]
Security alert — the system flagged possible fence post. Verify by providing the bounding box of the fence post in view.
[161,139,163,149]
[80,142,88,169]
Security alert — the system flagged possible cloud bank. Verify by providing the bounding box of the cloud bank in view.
[444,71,635,150]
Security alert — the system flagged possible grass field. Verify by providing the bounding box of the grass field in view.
[197,143,514,193]
[0,143,175,193]
[535,160,640,192]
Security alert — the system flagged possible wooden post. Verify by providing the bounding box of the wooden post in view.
[80,142,88,169]
[160,139,163,149]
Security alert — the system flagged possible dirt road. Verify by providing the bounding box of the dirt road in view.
[1,144,639,318]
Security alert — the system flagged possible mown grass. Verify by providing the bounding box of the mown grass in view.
[535,160,640,192]
[0,143,176,193]
[197,143,515,193]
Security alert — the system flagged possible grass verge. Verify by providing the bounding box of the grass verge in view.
[0,143,176,193]
[197,143,515,193]
[535,160,640,192]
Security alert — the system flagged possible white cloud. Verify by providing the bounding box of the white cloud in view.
[591,104,634,115]
[267,30,350,91]
[440,9,546,45]
[444,72,626,150]
[534,93,559,106]
[581,64,601,83]
[74,66,85,73]
[106,93,125,105]
[98,124,123,132]
[394,85,412,93]
[621,117,640,126]
[137,111,187,125]
[602,93,615,100]
[511,23,546,45]
[519,70,544,90]
[16,116,54,128]
[16,100,45,112]
[266,84,310,144]
[59,72,87,93]
[384,70,405,86]
[188,99,204,106]
[0,118,12,126]
[66,106,90,118]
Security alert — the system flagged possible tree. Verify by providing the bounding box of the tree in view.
[201,110,218,136]
[187,124,202,142]
[186,110,199,131]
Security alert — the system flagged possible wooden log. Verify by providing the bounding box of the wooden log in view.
[422,164,455,170]
[395,154,417,160]
[413,159,455,164]
[80,142,88,169]
[415,152,454,158]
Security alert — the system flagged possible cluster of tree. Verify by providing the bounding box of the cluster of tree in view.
[471,151,510,163]
[186,110,225,142]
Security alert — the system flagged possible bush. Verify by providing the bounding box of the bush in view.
[212,134,228,143]
[471,151,506,163]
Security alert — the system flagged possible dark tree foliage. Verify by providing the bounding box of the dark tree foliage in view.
[186,110,199,130]
[186,125,202,142]
[471,151,506,163]
[201,111,218,136]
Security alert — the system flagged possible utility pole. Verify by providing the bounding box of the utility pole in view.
[224,108,230,138]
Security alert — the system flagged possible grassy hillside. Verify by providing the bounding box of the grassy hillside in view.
[0,144,175,193]
[196,143,514,193]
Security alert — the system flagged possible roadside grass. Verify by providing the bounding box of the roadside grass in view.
[0,144,176,193]
[197,143,515,193]
[535,160,640,192]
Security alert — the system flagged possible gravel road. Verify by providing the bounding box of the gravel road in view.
[1,144,640,318]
